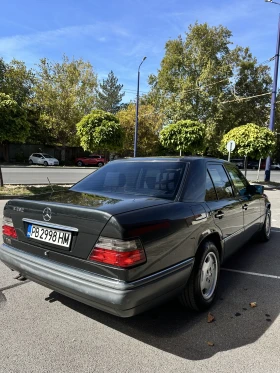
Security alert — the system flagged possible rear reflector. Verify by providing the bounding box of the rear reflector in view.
[89,236,146,268]
[2,217,17,239]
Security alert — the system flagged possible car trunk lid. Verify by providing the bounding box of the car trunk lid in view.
[5,190,171,261]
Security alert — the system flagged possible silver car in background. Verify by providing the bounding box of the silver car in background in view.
[29,153,59,166]
[270,163,280,170]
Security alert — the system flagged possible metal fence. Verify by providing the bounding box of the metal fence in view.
[0,143,87,164]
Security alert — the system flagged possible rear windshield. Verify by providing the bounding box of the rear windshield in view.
[71,161,186,200]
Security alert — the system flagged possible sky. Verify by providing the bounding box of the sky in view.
[0,0,279,102]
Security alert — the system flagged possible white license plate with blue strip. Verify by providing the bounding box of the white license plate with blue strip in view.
[27,224,71,247]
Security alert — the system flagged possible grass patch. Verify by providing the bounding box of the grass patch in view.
[0,184,71,196]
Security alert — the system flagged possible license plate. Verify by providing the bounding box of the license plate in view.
[27,224,72,247]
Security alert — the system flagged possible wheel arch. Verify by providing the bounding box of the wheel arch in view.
[196,231,224,263]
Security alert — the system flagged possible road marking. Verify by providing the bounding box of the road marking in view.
[222,268,280,279]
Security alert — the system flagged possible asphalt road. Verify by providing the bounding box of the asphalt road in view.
[1,191,280,372]
[2,166,96,185]
[2,166,280,185]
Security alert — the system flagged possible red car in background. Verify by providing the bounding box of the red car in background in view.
[75,155,106,167]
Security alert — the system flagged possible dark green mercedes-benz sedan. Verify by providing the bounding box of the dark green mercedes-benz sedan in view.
[0,157,271,317]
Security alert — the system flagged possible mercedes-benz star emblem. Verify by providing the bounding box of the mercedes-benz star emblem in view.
[43,207,52,222]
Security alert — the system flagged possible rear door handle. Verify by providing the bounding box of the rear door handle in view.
[242,204,248,210]
[215,211,224,219]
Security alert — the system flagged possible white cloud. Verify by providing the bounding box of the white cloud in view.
[0,22,130,61]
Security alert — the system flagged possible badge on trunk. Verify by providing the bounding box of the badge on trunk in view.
[43,207,52,221]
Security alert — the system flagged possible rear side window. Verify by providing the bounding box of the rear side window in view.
[71,161,186,200]
[207,164,233,199]
[205,171,218,201]
[224,164,249,196]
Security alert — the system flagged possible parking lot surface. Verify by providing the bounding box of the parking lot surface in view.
[0,190,280,373]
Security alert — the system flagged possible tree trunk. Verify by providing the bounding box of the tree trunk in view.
[61,147,66,162]
[0,166,3,187]
[257,159,261,182]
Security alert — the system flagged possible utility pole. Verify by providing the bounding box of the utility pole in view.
[265,4,280,181]
[134,57,147,158]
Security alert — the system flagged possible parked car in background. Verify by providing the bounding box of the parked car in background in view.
[29,153,59,166]
[271,162,280,170]
[75,154,106,167]
[230,159,244,169]
[246,160,267,170]
[1,157,271,317]
[247,161,259,169]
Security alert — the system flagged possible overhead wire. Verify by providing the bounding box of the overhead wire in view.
[219,92,272,104]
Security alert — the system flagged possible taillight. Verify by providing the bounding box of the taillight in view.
[88,236,146,268]
[2,217,17,239]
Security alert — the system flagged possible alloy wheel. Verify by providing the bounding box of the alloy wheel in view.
[200,252,218,300]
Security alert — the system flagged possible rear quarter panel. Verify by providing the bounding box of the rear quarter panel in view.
[102,201,219,282]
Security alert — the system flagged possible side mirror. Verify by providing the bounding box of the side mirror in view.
[250,184,264,195]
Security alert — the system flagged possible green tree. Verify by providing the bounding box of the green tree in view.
[1,59,35,106]
[220,123,276,160]
[33,55,98,153]
[215,49,272,134]
[0,58,6,87]
[0,93,30,186]
[116,103,164,156]
[96,70,125,113]
[148,23,235,122]
[159,119,205,155]
[0,59,37,146]
[77,110,123,152]
[272,91,280,161]
[147,23,272,156]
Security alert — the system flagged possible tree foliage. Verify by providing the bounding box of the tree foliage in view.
[0,59,35,106]
[159,120,205,154]
[33,55,98,146]
[273,91,280,161]
[76,110,123,152]
[215,49,272,134]
[116,103,164,156]
[148,23,235,121]
[96,70,125,114]
[147,23,272,156]
[0,93,30,143]
[220,123,276,159]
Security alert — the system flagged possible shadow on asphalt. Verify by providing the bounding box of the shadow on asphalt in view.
[0,290,6,309]
[45,231,280,361]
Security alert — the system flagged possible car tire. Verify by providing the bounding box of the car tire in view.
[43,161,48,166]
[97,162,104,167]
[76,161,83,167]
[180,241,220,311]
[28,160,33,165]
[259,209,271,242]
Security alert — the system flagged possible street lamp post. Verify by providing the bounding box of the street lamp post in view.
[264,0,280,181]
[134,56,147,158]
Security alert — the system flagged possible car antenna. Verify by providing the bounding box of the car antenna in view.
[47,177,54,193]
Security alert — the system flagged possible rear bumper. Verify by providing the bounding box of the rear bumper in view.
[0,243,194,317]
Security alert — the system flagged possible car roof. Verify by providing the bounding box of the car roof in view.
[111,156,229,164]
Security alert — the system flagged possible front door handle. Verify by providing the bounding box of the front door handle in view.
[242,204,248,210]
[215,211,224,219]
